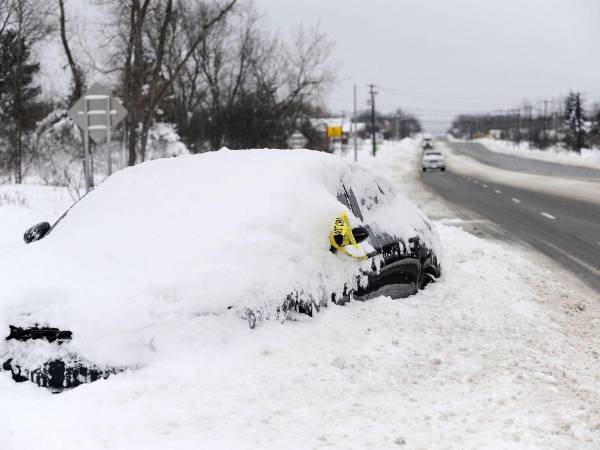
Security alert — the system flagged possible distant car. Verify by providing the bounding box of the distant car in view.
[422,151,446,172]
[1,150,441,390]
[421,134,434,150]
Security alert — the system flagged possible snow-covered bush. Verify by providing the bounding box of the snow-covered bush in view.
[145,123,189,160]
[30,108,85,199]
[0,190,28,207]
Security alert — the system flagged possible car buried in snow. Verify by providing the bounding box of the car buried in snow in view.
[1,149,441,390]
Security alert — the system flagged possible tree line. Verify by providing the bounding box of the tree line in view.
[0,0,335,186]
[356,108,422,140]
[449,91,599,153]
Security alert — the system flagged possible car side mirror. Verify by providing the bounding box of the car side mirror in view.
[23,222,51,244]
[352,226,369,244]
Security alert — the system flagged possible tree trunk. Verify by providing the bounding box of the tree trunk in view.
[15,126,22,183]
[128,121,137,166]
[139,119,150,162]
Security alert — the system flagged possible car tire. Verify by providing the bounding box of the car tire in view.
[441,167,445,172]
[418,271,436,290]
[422,168,426,172]
[418,262,440,290]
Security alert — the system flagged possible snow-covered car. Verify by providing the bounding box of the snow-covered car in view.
[422,151,446,172]
[1,149,441,390]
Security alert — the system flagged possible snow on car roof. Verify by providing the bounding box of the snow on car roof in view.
[0,149,439,368]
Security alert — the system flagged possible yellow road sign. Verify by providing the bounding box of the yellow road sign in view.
[327,126,343,138]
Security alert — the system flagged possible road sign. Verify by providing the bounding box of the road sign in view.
[286,130,308,149]
[68,83,127,144]
[68,83,128,191]
[327,126,342,138]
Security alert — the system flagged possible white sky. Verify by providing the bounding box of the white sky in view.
[252,0,600,133]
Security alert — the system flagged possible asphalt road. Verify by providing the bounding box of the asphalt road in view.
[446,141,600,182]
[422,142,600,294]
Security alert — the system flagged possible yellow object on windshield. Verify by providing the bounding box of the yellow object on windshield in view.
[329,212,369,260]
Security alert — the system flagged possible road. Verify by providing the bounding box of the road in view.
[422,141,600,294]
[446,141,600,182]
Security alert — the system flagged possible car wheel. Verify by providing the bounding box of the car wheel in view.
[441,167,445,172]
[422,167,426,172]
[418,269,436,290]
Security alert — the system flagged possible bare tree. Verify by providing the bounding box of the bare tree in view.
[191,1,259,149]
[57,0,84,103]
[163,7,335,151]
[116,0,237,165]
[0,0,15,38]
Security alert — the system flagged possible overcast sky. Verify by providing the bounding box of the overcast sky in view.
[252,0,600,133]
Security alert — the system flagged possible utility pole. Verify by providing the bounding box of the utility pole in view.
[340,110,346,153]
[353,84,358,162]
[525,104,533,147]
[542,99,549,147]
[368,84,377,156]
[552,99,559,145]
[516,108,521,145]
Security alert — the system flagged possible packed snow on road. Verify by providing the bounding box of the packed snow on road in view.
[1,140,599,449]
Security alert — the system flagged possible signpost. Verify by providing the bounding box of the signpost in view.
[326,125,343,152]
[68,83,128,192]
[286,130,308,149]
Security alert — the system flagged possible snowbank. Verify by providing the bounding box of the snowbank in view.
[1,199,599,449]
[1,141,599,449]
[476,138,600,171]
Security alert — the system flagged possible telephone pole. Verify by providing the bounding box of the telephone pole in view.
[542,99,549,147]
[525,104,533,147]
[516,108,521,145]
[353,84,358,162]
[368,84,377,156]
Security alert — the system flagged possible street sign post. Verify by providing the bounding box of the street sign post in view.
[286,130,308,149]
[68,83,128,191]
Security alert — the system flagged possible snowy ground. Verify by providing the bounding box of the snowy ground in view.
[473,137,600,171]
[1,141,599,449]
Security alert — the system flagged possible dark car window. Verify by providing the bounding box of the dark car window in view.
[337,184,363,221]
[338,181,400,256]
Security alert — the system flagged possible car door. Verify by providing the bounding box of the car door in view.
[337,181,421,300]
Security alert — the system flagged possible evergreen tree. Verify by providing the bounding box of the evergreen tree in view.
[587,104,600,148]
[564,91,586,153]
[0,29,44,183]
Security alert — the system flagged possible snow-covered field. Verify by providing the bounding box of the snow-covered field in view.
[474,137,600,171]
[1,141,599,449]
